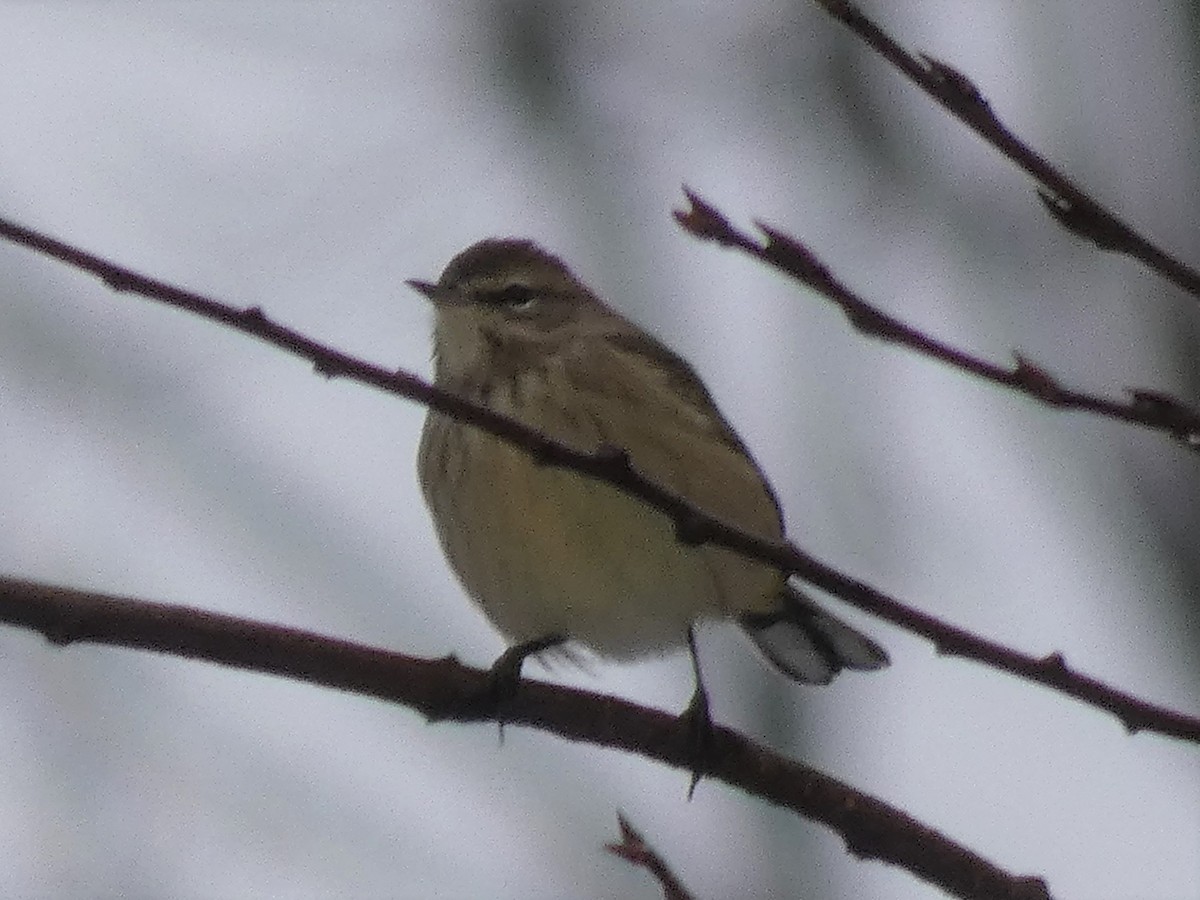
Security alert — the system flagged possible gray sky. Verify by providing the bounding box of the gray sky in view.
[1,3,1197,898]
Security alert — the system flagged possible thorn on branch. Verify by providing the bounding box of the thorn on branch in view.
[1012,353,1064,404]
[40,605,90,646]
[918,53,990,112]
[843,304,901,340]
[842,831,878,861]
[933,634,972,659]
[1128,389,1200,448]
[755,224,834,291]
[240,306,268,326]
[1013,876,1055,900]
[1038,651,1068,675]
[1120,715,1146,736]
[1036,190,1128,253]
[674,187,738,246]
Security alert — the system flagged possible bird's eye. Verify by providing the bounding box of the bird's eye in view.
[488,284,539,310]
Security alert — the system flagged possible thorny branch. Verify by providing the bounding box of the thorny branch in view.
[606,815,695,900]
[0,212,1196,746]
[0,575,1053,900]
[811,0,1200,300]
[675,189,1200,449]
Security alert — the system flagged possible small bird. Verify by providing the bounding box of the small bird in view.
[409,239,887,738]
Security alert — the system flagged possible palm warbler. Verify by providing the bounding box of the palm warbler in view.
[410,239,887,717]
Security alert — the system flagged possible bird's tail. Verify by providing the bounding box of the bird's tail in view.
[740,584,889,685]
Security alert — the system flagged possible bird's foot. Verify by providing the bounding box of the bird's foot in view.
[446,635,566,731]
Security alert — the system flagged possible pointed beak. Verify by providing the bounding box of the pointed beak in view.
[405,278,439,301]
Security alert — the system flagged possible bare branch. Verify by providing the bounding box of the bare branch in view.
[676,189,1200,449]
[810,0,1200,299]
[0,574,1053,900]
[606,815,695,900]
[1,212,1197,745]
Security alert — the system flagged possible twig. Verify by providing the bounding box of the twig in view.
[0,574,1053,900]
[0,213,1196,744]
[675,189,1200,449]
[810,0,1200,299]
[606,815,695,900]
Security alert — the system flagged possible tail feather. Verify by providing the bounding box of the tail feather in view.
[740,584,889,685]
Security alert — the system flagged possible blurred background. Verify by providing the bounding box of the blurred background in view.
[1,2,1198,898]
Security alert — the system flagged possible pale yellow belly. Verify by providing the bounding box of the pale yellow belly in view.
[419,410,785,658]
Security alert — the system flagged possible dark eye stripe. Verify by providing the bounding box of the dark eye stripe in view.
[484,284,538,306]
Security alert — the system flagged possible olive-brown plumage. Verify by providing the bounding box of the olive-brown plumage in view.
[412,239,888,685]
